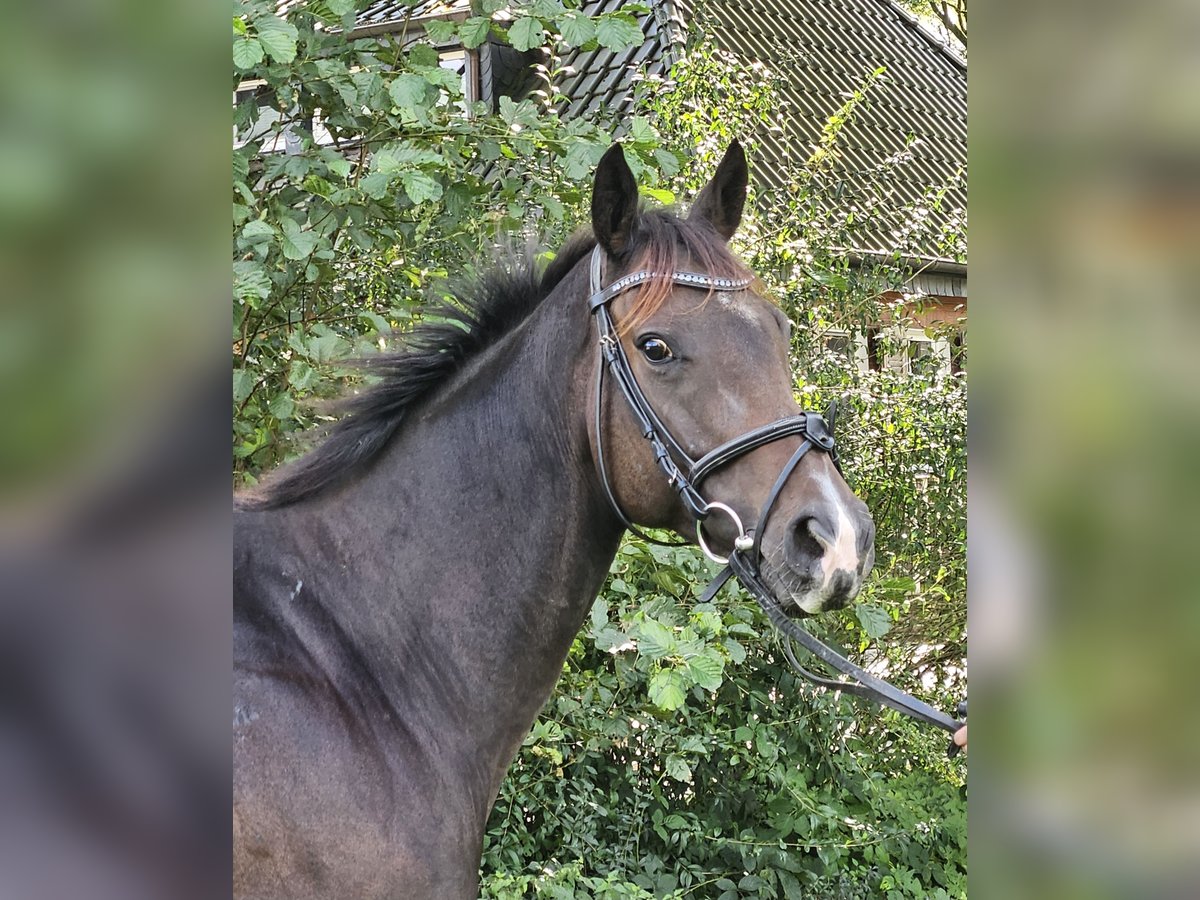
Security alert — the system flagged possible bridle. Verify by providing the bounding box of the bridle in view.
[587,245,966,746]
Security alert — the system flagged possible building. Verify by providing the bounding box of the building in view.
[241,0,967,371]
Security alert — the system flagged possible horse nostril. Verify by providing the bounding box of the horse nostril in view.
[786,515,833,575]
[784,508,865,583]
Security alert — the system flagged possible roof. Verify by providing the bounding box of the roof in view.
[555,1,685,120]
[350,0,967,266]
[554,0,966,266]
[699,0,966,264]
[350,0,466,34]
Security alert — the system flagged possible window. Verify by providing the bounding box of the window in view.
[439,48,478,105]
[234,80,286,152]
[896,328,951,375]
[821,330,870,373]
[867,326,953,375]
[950,330,966,373]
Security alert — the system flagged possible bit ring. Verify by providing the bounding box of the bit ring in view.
[697,502,753,564]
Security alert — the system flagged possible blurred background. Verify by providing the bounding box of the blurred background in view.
[0,0,1197,895]
[969,0,1200,896]
[0,1,230,897]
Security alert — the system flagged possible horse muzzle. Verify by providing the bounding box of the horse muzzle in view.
[762,500,876,615]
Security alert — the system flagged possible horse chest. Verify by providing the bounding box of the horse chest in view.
[234,663,485,899]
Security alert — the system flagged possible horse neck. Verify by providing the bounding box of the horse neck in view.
[293,262,622,806]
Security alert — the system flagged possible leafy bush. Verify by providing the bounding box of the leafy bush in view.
[233,0,677,480]
[479,537,966,899]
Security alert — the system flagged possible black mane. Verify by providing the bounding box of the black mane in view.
[239,233,597,509]
[238,208,747,510]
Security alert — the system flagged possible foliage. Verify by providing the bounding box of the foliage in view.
[897,0,967,50]
[479,538,966,899]
[232,0,675,480]
[232,8,966,897]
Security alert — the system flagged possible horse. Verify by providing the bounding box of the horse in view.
[233,141,875,899]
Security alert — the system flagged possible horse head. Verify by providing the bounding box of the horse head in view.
[587,141,875,616]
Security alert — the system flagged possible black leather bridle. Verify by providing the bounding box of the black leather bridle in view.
[587,246,966,745]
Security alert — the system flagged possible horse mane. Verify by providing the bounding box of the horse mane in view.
[238,209,753,510]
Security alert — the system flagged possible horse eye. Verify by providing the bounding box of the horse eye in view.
[637,337,674,363]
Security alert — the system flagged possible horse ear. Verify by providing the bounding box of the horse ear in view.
[688,140,748,240]
[591,143,639,256]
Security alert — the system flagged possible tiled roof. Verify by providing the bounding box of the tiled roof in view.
[555,0,685,120]
[554,0,966,265]
[351,0,467,33]
[698,0,966,263]
[351,0,967,265]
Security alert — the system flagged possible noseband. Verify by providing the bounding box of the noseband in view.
[587,246,965,744]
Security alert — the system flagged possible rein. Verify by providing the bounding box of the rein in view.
[587,246,965,745]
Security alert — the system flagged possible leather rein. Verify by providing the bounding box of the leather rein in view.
[587,246,965,743]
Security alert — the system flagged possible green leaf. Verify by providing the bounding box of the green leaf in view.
[685,652,724,691]
[233,36,264,70]
[232,368,256,404]
[541,194,564,221]
[595,13,643,51]
[233,261,271,302]
[722,638,746,664]
[508,17,545,52]
[268,393,295,420]
[359,311,391,333]
[556,11,596,48]
[629,116,656,146]
[279,219,319,259]
[562,138,605,180]
[359,171,392,200]
[238,219,275,246]
[389,73,430,111]
[459,16,492,49]
[648,669,686,711]
[324,155,352,179]
[408,44,439,68]
[423,18,457,43]
[326,0,354,15]
[497,95,538,128]
[640,186,674,205]
[255,16,299,64]
[855,602,893,640]
[589,597,609,632]
[653,147,682,176]
[307,333,349,363]
[232,148,251,182]
[373,142,444,172]
[664,755,692,783]
[288,360,318,391]
[592,626,629,653]
[399,170,443,205]
[636,620,674,659]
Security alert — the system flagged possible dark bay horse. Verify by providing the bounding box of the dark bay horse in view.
[233,142,875,898]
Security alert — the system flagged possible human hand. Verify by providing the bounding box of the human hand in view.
[953,725,967,752]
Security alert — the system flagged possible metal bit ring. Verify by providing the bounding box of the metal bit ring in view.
[697,502,753,564]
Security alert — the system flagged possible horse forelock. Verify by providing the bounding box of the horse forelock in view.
[615,211,761,335]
